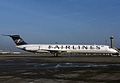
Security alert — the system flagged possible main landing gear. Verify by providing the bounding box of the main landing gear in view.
[53,53,59,57]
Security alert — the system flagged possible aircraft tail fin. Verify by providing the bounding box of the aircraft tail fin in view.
[2,34,27,46]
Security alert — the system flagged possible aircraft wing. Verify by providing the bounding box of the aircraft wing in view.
[41,49,66,54]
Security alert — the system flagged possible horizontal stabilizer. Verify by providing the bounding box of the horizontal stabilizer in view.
[1,34,27,46]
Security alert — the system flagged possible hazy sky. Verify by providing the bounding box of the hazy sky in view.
[0,0,120,51]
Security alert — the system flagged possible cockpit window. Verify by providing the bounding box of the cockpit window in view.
[109,46,111,48]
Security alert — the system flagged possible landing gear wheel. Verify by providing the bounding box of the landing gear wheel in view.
[54,53,58,57]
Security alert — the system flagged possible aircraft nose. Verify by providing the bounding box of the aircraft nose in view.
[110,49,118,53]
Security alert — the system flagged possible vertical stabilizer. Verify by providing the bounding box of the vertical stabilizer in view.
[2,35,27,46]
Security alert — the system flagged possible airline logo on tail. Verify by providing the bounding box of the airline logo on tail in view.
[14,38,24,45]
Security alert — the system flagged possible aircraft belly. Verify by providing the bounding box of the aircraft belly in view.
[37,50,49,53]
[66,50,114,53]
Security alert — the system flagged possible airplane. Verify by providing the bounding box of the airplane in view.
[2,34,119,56]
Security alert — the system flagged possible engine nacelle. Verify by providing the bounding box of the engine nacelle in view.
[25,46,39,51]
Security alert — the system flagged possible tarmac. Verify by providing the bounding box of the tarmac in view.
[0,53,120,63]
[0,54,120,83]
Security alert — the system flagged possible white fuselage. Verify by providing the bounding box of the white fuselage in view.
[16,44,118,54]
